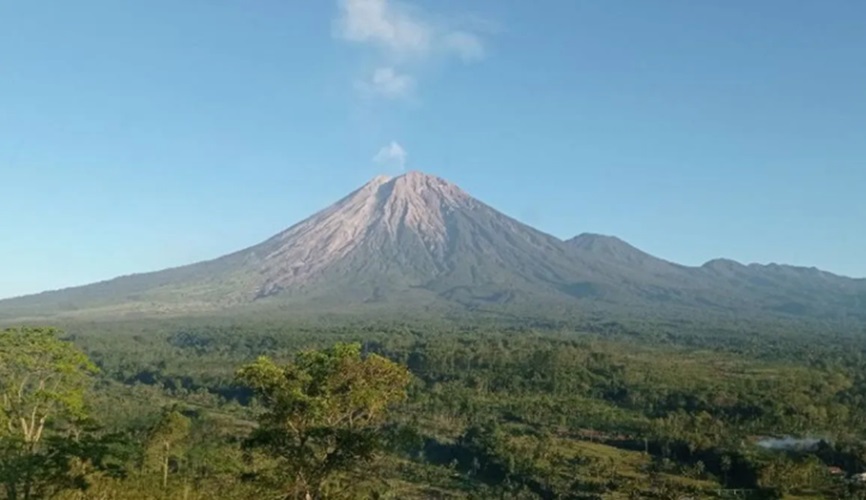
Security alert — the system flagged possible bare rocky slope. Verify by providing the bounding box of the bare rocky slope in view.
[1,171,864,323]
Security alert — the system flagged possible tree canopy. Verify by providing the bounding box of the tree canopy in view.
[0,327,98,500]
[236,342,412,499]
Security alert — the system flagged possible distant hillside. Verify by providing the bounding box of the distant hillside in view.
[2,171,864,325]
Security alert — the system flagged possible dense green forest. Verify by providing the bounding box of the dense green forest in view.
[3,316,866,499]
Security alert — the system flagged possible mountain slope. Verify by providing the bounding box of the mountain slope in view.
[1,171,864,324]
[566,233,695,284]
[0,172,591,320]
[565,234,866,321]
[698,259,866,320]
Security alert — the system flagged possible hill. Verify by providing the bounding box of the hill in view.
[1,171,864,324]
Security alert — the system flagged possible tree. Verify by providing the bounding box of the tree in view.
[236,342,411,499]
[757,456,823,497]
[0,327,98,500]
[144,407,191,489]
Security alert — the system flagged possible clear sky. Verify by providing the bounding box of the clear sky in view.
[1,0,864,299]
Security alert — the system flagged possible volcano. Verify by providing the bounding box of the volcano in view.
[1,171,864,323]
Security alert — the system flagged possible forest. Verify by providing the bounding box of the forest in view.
[3,315,866,499]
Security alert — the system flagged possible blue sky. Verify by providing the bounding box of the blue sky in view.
[1,0,864,299]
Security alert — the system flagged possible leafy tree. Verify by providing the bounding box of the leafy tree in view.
[236,342,411,499]
[757,455,824,497]
[0,327,98,500]
[144,407,191,489]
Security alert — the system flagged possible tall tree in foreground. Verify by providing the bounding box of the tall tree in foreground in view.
[0,327,98,500]
[236,342,412,500]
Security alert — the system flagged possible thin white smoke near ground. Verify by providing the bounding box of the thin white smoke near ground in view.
[755,436,825,450]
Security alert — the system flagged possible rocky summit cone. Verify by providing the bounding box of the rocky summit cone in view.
[254,171,477,296]
[1,171,865,323]
[251,170,584,304]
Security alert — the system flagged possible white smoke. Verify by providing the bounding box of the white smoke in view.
[373,141,407,171]
[756,436,824,451]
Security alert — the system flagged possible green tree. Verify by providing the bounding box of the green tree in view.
[236,342,411,500]
[144,407,191,489]
[0,327,98,500]
[757,456,823,497]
